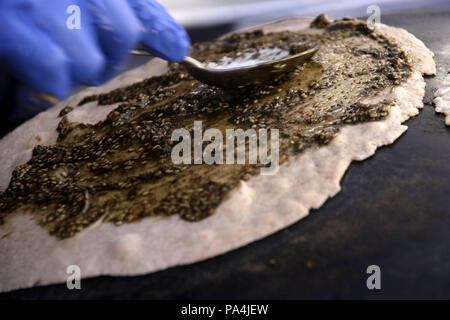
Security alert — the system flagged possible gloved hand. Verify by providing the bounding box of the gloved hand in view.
[0,0,190,122]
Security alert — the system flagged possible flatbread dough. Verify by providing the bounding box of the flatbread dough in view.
[0,17,435,292]
[433,71,450,126]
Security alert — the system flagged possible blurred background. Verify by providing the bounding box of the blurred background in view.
[159,0,450,41]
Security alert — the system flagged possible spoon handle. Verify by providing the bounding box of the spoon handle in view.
[130,49,203,71]
[130,49,154,57]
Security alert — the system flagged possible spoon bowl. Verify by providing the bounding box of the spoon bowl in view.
[131,44,319,88]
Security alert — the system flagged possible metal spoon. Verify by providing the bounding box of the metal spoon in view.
[131,44,319,88]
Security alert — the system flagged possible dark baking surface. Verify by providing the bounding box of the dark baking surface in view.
[1,8,450,299]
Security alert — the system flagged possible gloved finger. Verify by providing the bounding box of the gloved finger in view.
[0,16,72,101]
[127,0,190,62]
[89,0,142,85]
[31,0,106,85]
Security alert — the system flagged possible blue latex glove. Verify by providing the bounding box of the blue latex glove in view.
[0,0,190,123]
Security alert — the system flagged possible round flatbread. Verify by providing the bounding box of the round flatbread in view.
[0,16,435,292]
